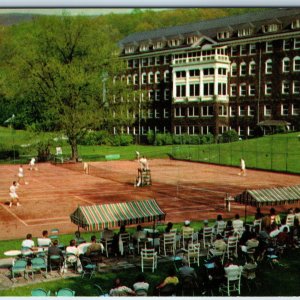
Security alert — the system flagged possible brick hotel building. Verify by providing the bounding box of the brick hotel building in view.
[119,8,300,138]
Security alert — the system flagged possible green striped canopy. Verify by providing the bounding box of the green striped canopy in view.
[235,185,300,207]
[70,199,166,231]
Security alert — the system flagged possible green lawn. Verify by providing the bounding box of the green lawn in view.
[172,132,300,173]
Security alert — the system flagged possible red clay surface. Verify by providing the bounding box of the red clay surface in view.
[0,159,299,240]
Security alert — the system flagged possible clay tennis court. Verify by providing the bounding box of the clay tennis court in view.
[0,158,299,240]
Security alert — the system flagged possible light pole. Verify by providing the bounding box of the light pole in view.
[4,114,16,164]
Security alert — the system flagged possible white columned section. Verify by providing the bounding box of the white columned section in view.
[200,69,203,97]
[172,70,177,99]
[214,66,218,97]
[186,69,190,97]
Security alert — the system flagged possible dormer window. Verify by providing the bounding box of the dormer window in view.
[153,41,165,49]
[125,46,134,54]
[168,39,181,47]
[187,36,199,44]
[262,23,280,33]
[140,44,149,52]
[217,31,231,40]
[238,28,253,37]
[292,19,300,29]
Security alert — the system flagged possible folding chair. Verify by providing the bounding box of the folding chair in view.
[31,288,51,296]
[219,265,243,296]
[226,236,238,259]
[159,233,176,256]
[186,243,200,267]
[11,259,29,280]
[203,227,213,249]
[141,248,157,272]
[29,257,48,279]
[55,288,75,296]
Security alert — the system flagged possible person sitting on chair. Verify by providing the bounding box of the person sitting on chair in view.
[48,239,64,269]
[21,233,35,251]
[85,235,104,259]
[178,258,198,282]
[133,273,149,296]
[109,278,136,296]
[38,230,52,248]
[156,267,179,296]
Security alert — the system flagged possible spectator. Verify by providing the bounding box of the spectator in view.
[132,225,146,242]
[294,208,300,221]
[85,235,104,257]
[21,233,35,250]
[66,239,79,256]
[133,273,149,296]
[239,225,252,245]
[178,258,198,280]
[48,239,64,269]
[37,230,52,248]
[165,222,173,233]
[214,215,225,234]
[109,278,135,296]
[156,267,179,296]
[224,220,234,238]
[102,227,114,240]
[255,207,264,220]
[232,214,243,230]
[269,224,280,238]
[212,234,227,251]
[269,208,281,226]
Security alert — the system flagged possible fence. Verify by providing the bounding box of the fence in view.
[171,136,300,174]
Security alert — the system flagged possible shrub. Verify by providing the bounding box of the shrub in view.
[111,134,133,146]
[37,140,51,162]
[0,145,20,159]
[221,130,239,143]
[147,130,155,145]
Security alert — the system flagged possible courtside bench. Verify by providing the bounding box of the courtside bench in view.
[105,154,120,161]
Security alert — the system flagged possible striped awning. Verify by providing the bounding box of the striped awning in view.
[235,185,300,207]
[70,199,166,231]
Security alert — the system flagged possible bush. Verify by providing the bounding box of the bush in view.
[0,145,20,159]
[221,130,239,143]
[111,134,133,146]
[147,130,155,145]
[37,140,51,162]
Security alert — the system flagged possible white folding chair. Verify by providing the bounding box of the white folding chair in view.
[141,248,157,273]
[220,265,243,296]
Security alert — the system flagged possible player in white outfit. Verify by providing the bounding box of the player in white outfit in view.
[9,181,20,207]
[238,158,246,176]
[29,157,37,171]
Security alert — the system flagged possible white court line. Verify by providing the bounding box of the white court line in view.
[1,205,28,226]
[28,221,71,226]
[73,195,95,205]
[26,217,69,222]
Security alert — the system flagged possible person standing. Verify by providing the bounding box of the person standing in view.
[9,181,20,207]
[17,165,26,185]
[29,157,37,171]
[238,158,246,176]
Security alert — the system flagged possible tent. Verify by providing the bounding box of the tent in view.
[234,185,300,221]
[70,199,166,231]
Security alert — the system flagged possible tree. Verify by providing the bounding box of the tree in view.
[0,14,135,161]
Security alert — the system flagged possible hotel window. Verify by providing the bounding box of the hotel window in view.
[282,58,290,73]
[174,126,181,135]
[240,45,247,56]
[155,71,160,83]
[218,83,227,95]
[248,105,255,116]
[203,83,214,96]
[163,109,169,118]
[140,44,149,52]
[154,41,164,49]
[176,71,186,78]
[164,70,170,82]
[176,85,186,97]
[148,90,155,101]
[203,68,214,76]
[283,39,291,51]
[281,104,289,116]
[133,59,139,68]
[265,82,272,95]
[133,74,138,85]
[240,84,246,96]
[218,105,228,116]
[187,36,199,44]
[202,106,213,116]
[249,43,256,54]
[148,72,154,84]
[127,60,133,69]
[249,84,256,96]
[249,61,256,75]
[264,105,272,116]
[155,56,160,65]
[218,31,230,39]
[155,90,160,101]
[188,126,198,135]
[265,59,272,74]
[230,106,236,117]
[149,57,155,66]
[188,106,199,117]
[293,81,300,94]
[189,84,200,97]
[189,69,200,77]
[230,84,237,96]
[125,46,134,54]
[164,89,170,100]
[154,109,160,119]
[147,109,153,118]
[292,19,300,29]
[262,23,280,33]
[218,68,227,75]
[164,56,171,64]
[294,38,300,49]
[238,28,253,37]
[231,63,237,76]
[142,58,148,67]
[127,75,132,85]
[174,107,184,117]
[240,62,247,76]
[292,104,300,115]
[231,46,238,56]
[168,39,181,47]
[239,106,245,116]
[282,81,290,94]
[142,73,147,84]
[266,41,273,53]
[293,57,300,71]
[248,126,255,136]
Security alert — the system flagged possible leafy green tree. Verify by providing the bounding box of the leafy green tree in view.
[0,14,135,161]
